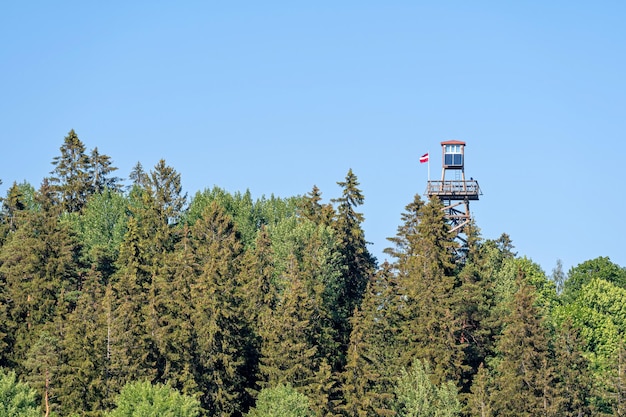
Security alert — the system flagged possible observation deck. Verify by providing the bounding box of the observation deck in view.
[426,180,481,201]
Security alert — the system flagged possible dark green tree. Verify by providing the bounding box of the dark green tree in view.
[331,169,377,355]
[145,159,187,227]
[0,181,80,369]
[340,263,398,417]
[49,129,92,213]
[298,185,334,227]
[128,162,148,188]
[56,267,109,415]
[188,201,251,416]
[387,195,463,385]
[107,216,158,397]
[89,147,122,194]
[562,256,626,303]
[489,273,555,417]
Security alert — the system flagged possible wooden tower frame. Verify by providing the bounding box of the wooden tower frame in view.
[426,140,481,248]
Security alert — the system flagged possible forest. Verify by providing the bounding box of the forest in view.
[1,130,626,417]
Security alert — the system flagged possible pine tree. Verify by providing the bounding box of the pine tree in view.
[128,161,148,188]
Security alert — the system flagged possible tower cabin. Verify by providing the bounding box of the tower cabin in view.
[426,140,481,236]
[426,140,480,201]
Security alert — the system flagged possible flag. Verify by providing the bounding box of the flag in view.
[419,153,429,163]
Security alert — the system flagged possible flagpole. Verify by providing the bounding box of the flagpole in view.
[428,150,430,182]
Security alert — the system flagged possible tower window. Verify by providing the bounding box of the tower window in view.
[444,144,463,166]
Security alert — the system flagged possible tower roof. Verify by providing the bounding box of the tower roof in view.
[441,140,466,146]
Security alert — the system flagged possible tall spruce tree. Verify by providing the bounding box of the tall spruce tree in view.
[331,169,377,355]
[49,129,92,213]
[56,266,109,415]
[0,181,80,370]
[89,147,122,194]
[489,272,555,417]
[387,195,463,385]
[189,201,252,416]
[340,262,398,417]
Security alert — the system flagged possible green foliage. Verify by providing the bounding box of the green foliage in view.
[246,384,314,417]
[394,360,461,417]
[106,380,201,417]
[186,186,300,248]
[562,256,626,303]
[0,134,621,417]
[73,189,128,275]
[0,369,40,417]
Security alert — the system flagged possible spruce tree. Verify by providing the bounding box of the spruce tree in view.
[340,263,398,417]
[298,185,334,227]
[388,195,463,385]
[331,169,377,357]
[89,147,122,194]
[49,129,92,213]
[56,267,109,415]
[489,272,554,417]
[0,181,80,369]
[188,201,251,416]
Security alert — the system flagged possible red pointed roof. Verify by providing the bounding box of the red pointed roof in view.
[441,140,466,146]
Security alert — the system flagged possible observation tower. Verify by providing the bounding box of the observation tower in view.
[425,140,481,249]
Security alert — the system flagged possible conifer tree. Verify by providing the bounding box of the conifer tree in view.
[188,201,251,416]
[331,169,377,355]
[23,329,63,417]
[108,216,157,395]
[550,319,592,416]
[260,253,319,391]
[238,226,277,398]
[151,226,200,396]
[128,161,148,188]
[489,273,555,416]
[467,363,493,417]
[49,129,92,212]
[0,181,80,369]
[145,159,187,227]
[340,263,398,417]
[298,185,334,227]
[388,195,463,385]
[89,147,122,194]
[56,266,109,415]
[2,182,27,232]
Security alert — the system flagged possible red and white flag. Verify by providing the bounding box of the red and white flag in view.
[419,153,429,163]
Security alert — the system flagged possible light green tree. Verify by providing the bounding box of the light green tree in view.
[0,369,40,417]
[247,384,314,417]
[106,380,201,417]
[394,360,461,417]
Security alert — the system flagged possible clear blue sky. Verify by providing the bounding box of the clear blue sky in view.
[2,1,625,275]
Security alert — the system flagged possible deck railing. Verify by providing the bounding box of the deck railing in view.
[426,180,481,200]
